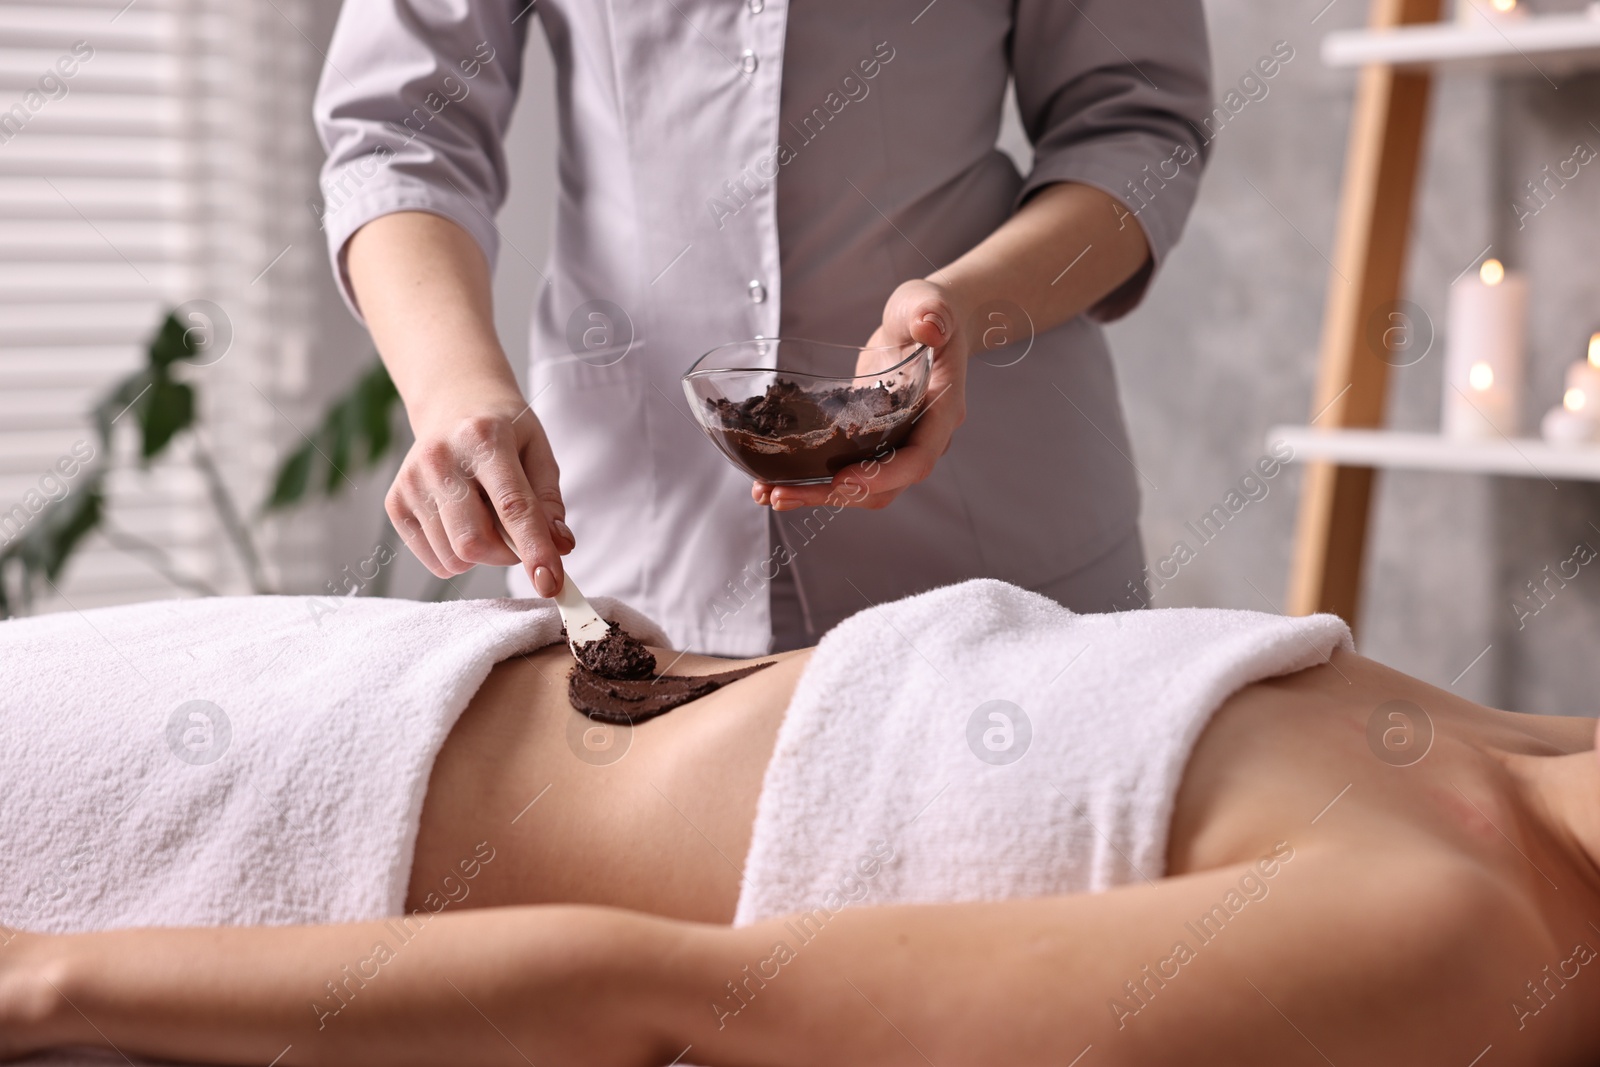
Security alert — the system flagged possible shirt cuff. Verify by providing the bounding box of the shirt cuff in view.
[318,163,504,324]
[1016,135,1200,323]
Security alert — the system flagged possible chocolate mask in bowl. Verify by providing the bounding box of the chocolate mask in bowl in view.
[683,339,932,486]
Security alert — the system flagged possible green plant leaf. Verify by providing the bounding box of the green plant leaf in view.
[264,441,315,510]
[32,482,105,581]
[17,306,226,612]
[139,376,194,459]
[260,358,402,512]
[325,400,356,494]
[8,478,105,585]
[358,362,399,463]
[147,312,196,369]
[92,368,155,452]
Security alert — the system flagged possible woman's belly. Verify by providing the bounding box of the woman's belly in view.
[415,638,1597,927]
[407,643,811,923]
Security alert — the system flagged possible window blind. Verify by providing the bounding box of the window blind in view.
[0,0,321,611]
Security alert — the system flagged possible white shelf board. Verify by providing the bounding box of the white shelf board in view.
[1322,12,1600,74]
[1267,426,1600,482]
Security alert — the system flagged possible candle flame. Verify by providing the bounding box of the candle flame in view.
[1468,361,1495,391]
[1479,259,1506,286]
[1566,387,1588,413]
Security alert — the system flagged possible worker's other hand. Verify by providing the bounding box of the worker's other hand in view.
[386,384,574,596]
[753,277,968,512]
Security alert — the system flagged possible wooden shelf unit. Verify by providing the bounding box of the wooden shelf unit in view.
[1270,426,1600,481]
[1322,10,1600,73]
[1288,2,1600,630]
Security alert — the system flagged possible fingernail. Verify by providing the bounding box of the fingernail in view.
[533,565,557,598]
[922,312,948,335]
[552,518,575,546]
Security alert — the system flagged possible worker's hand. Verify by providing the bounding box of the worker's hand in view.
[386,383,574,596]
[753,278,969,512]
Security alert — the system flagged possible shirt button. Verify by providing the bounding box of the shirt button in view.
[739,49,759,75]
[748,280,767,303]
[747,0,764,11]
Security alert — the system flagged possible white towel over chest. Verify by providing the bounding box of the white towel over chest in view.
[733,579,1352,927]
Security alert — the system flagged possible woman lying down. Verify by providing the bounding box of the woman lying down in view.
[0,578,1597,1066]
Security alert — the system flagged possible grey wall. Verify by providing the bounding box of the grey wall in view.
[490,28,559,395]
[1113,0,1600,715]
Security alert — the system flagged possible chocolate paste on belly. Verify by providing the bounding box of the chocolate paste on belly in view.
[702,378,920,484]
[571,621,658,680]
[566,621,775,725]
[569,662,775,725]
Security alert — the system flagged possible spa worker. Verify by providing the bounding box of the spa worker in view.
[313,0,1213,656]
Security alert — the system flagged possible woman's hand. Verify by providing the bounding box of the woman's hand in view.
[388,381,575,597]
[749,183,1153,516]
[754,278,970,512]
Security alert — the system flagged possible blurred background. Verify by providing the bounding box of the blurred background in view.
[3,0,1598,714]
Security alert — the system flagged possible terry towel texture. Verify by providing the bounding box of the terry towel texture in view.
[0,593,665,937]
[733,579,1352,927]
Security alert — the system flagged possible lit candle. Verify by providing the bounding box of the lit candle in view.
[1443,258,1527,440]
[1456,0,1523,24]
[1564,332,1600,407]
[1541,331,1600,446]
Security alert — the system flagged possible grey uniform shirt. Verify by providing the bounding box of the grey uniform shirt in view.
[314,0,1212,656]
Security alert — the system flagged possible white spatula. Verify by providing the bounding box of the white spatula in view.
[551,572,611,658]
[496,522,609,658]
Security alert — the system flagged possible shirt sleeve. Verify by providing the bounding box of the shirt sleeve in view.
[1010,0,1213,321]
[311,0,530,321]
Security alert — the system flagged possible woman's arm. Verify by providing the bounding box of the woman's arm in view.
[936,179,1154,342]
[7,906,684,1067]
[347,211,572,596]
[6,847,1532,1066]
[761,181,1150,511]
[681,847,1524,1067]
[313,0,566,594]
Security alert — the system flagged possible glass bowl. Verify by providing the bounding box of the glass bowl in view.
[682,338,933,486]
